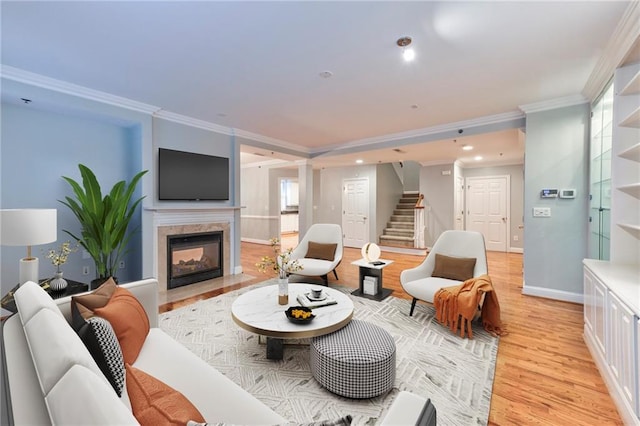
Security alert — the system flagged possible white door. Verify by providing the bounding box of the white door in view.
[466,176,509,252]
[454,176,464,230]
[342,178,369,248]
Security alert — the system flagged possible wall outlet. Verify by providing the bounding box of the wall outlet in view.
[119,261,125,269]
[82,266,90,275]
[513,235,519,241]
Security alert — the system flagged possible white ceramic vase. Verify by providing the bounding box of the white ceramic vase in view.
[278,270,288,305]
[50,271,68,291]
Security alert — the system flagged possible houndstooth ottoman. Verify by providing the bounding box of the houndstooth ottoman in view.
[310,319,396,398]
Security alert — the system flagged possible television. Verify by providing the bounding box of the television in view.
[158,148,230,201]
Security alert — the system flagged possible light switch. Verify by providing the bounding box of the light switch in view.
[533,207,551,217]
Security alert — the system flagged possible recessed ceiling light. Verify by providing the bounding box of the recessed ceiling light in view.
[356,159,364,164]
[319,71,333,78]
[462,145,473,151]
[410,104,419,109]
[474,156,483,161]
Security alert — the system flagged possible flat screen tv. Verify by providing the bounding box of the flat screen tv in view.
[158,148,230,201]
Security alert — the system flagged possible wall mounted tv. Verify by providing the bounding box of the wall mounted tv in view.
[158,148,230,201]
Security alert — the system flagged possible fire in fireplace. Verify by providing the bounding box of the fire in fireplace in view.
[167,231,223,289]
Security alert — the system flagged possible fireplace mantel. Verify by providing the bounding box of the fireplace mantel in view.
[144,205,243,212]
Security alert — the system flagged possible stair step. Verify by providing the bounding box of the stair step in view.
[393,209,413,216]
[391,215,414,222]
[396,203,416,209]
[400,197,419,204]
[388,222,414,229]
[384,228,414,237]
[379,235,415,248]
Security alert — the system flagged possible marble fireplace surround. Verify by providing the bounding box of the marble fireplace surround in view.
[150,209,236,293]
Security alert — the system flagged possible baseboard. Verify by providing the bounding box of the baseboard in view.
[521,285,583,304]
[509,247,523,254]
[241,237,272,245]
[378,245,428,256]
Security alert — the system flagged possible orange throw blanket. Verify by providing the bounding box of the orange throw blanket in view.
[434,274,506,338]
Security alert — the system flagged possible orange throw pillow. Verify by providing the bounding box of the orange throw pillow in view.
[126,364,205,425]
[95,287,150,364]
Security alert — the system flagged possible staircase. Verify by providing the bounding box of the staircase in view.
[379,192,420,248]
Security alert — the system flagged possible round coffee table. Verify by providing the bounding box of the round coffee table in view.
[231,283,354,359]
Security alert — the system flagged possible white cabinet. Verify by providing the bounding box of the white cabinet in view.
[280,213,298,233]
[607,291,637,413]
[583,260,640,424]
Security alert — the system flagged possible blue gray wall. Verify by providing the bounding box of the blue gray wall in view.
[523,103,590,302]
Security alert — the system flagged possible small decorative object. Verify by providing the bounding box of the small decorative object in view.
[361,242,381,263]
[45,241,77,292]
[285,306,315,324]
[256,237,303,305]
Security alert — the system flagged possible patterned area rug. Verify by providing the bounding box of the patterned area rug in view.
[159,281,498,425]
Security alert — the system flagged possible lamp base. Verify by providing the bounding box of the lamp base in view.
[19,257,39,286]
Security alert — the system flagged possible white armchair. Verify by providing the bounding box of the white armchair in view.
[400,230,488,316]
[288,223,343,285]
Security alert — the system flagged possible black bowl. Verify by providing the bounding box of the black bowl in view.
[285,306,315,324]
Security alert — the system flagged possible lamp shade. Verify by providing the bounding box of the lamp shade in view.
[0,209,57,247]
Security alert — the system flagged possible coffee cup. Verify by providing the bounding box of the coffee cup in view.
[311,288,324,298]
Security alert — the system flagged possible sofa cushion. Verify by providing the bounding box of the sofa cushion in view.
[305,241,337,261]
[23,307,107,396]
[46,364,138,425]
[431,254,476,282]
[134,329,286,424]
[73,280,150,365]
[15,280,64,325]
[126,364,205,425]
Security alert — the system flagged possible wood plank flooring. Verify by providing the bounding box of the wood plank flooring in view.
[160,242,623,425]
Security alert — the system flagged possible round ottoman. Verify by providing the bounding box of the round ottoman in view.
[310,319,396,399]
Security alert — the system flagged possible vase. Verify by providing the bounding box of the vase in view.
[278,271,289,305]
[50,271,68,291]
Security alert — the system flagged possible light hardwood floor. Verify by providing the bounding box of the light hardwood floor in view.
[160,242,623,425]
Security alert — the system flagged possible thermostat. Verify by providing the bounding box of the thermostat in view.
[559,189,576,199]
[540,189,558,198]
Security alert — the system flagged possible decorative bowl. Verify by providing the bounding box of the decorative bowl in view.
[285,306,315,324]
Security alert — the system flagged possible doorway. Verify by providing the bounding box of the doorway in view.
[465,175,510,252]
[279,178,299,250]
[342,178,370,248]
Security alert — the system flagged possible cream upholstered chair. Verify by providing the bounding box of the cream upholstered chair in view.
[288,223,343,285]
[400,230,488,316]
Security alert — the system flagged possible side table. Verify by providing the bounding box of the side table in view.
[350,258,394,301]
[1,278,89,314]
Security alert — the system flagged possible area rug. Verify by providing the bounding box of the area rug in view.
[159,281,498,425]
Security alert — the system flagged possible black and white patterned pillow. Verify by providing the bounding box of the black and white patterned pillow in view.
[82,316,125,396]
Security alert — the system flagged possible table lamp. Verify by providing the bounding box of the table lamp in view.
[0,209,57,285]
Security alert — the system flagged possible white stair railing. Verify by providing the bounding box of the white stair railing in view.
[413,194,427,249]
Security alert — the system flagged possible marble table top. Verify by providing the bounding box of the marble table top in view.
[231,283,354,339]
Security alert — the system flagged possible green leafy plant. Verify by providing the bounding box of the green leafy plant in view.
[59,164,147,280]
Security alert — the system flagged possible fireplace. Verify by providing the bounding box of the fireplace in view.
[167,231,223,289]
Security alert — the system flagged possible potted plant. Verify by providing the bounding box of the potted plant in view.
[60,164,147,287]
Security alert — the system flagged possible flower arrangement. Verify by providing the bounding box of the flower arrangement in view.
[46,241,78,272]
[256,237,303,279]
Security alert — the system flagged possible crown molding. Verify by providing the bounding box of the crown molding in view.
[519,94,588,114]
[233,128,311,154]
[311,110,525,155]
[153,110,233,135]
[1,65,161,115]
[583,1,640,101]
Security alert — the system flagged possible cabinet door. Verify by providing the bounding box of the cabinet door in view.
[593,276,607,355]
[608,292,636,410]
[584,268,595,333]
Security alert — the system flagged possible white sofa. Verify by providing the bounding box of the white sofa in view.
[2,278,431,425]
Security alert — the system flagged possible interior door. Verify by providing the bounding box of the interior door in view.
[466,176,509,252]
[342,178,369,248]
[454,176,465,230]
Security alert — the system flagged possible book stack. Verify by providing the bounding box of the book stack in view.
[363,276,378,295]
[296,292,338,308]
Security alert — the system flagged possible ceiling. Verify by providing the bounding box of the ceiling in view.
[1,1,634,169]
